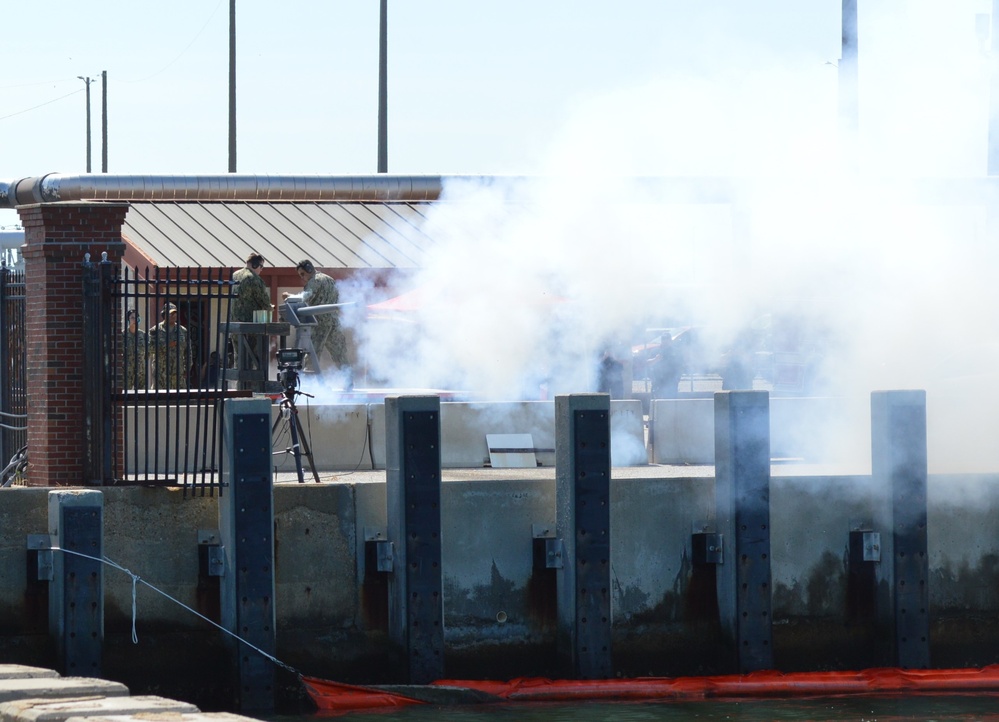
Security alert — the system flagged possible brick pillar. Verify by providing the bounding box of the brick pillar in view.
[17,202,128,487]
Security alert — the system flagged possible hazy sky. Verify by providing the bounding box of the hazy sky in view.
[1,2,839,178]
[0,2,990,214]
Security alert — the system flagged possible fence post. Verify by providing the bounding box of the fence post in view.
[83,253,115,485]
[555,393,613,680]
[0,265,26,481]
[0,266,9,468]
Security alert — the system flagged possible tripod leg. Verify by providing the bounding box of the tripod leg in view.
[287,406,306,484]
[294,413,322,483]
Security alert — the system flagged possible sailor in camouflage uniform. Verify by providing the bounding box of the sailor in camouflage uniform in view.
[231,253,272,373]
[123,308,147,389]
[289,259,349,372]
[149,302,191,389]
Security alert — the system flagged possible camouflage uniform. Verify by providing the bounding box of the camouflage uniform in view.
[149,319,191,389]
[231,267,270,322]
[231,267,271,371]
[303,271,348,369]
[123,328,147,389]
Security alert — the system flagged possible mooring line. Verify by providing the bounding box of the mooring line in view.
[53,546,301,676]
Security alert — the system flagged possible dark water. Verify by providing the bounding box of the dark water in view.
[268,694,999,721]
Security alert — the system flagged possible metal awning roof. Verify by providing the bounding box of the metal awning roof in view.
[122,200,437,269]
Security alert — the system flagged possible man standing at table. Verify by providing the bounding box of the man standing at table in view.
[231,253,272,375]
[283,259,349,377]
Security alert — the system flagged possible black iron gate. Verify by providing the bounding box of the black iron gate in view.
[84,256,241,495]
[0,265,26,486]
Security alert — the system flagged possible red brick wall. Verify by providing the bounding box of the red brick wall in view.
[18,202,128,487]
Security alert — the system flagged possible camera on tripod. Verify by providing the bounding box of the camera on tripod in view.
[276,347,306,396]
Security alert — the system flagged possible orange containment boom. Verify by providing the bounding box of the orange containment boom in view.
[302,665,999,713]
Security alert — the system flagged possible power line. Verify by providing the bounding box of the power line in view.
[0,88,83,122]
[0,77,80,90]
[122,0,224,83]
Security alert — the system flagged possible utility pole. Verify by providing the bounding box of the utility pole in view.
[377,0,388,173]
[77,76,94,173]
[839,0,859,171]
[228,0,237,173]
[988,0,999,174]
[101,71,108,173]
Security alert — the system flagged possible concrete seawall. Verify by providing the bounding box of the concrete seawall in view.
[3,464,999,704]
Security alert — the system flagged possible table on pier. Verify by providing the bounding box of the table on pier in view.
[224,321,291,392]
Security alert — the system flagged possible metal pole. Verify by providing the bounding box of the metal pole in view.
[989,0,999,174]
[377,0,388,173]
[839,0,859,168]
[101,71,108,173]
[228,0,237,173]
[78,76,93,173]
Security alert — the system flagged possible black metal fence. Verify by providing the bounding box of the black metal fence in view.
[0,266,26,486]
[84,256,242,495]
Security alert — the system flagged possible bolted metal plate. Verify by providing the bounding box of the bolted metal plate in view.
[401,409,444,683]
[62,506,103,676]
[206,545,225,577]
[228,411,275,710]
[716,392,773,673]
[692,532,724,565]
[545,538,564,569]
[572,409,612,680]
[885,395,930,670]
[849,530,881,563]
[373,539,394,573]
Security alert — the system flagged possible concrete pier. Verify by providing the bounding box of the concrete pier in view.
[0,664,251,722]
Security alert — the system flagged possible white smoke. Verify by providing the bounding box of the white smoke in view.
[335,2,997,471]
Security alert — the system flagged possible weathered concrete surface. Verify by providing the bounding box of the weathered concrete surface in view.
[100,488,218,626]
[609,477,715,621]
[441,478,555,650]
[0,489,50,645]
[0,678,128,703]
[0,695,198,722]
[0,669,58,682]
[770,474,886,619]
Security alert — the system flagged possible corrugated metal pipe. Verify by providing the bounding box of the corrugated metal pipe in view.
[0,173,505,209]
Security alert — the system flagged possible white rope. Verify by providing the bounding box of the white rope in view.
[54,546,299,675]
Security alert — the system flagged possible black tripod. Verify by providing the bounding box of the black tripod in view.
[272,387,321,484]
